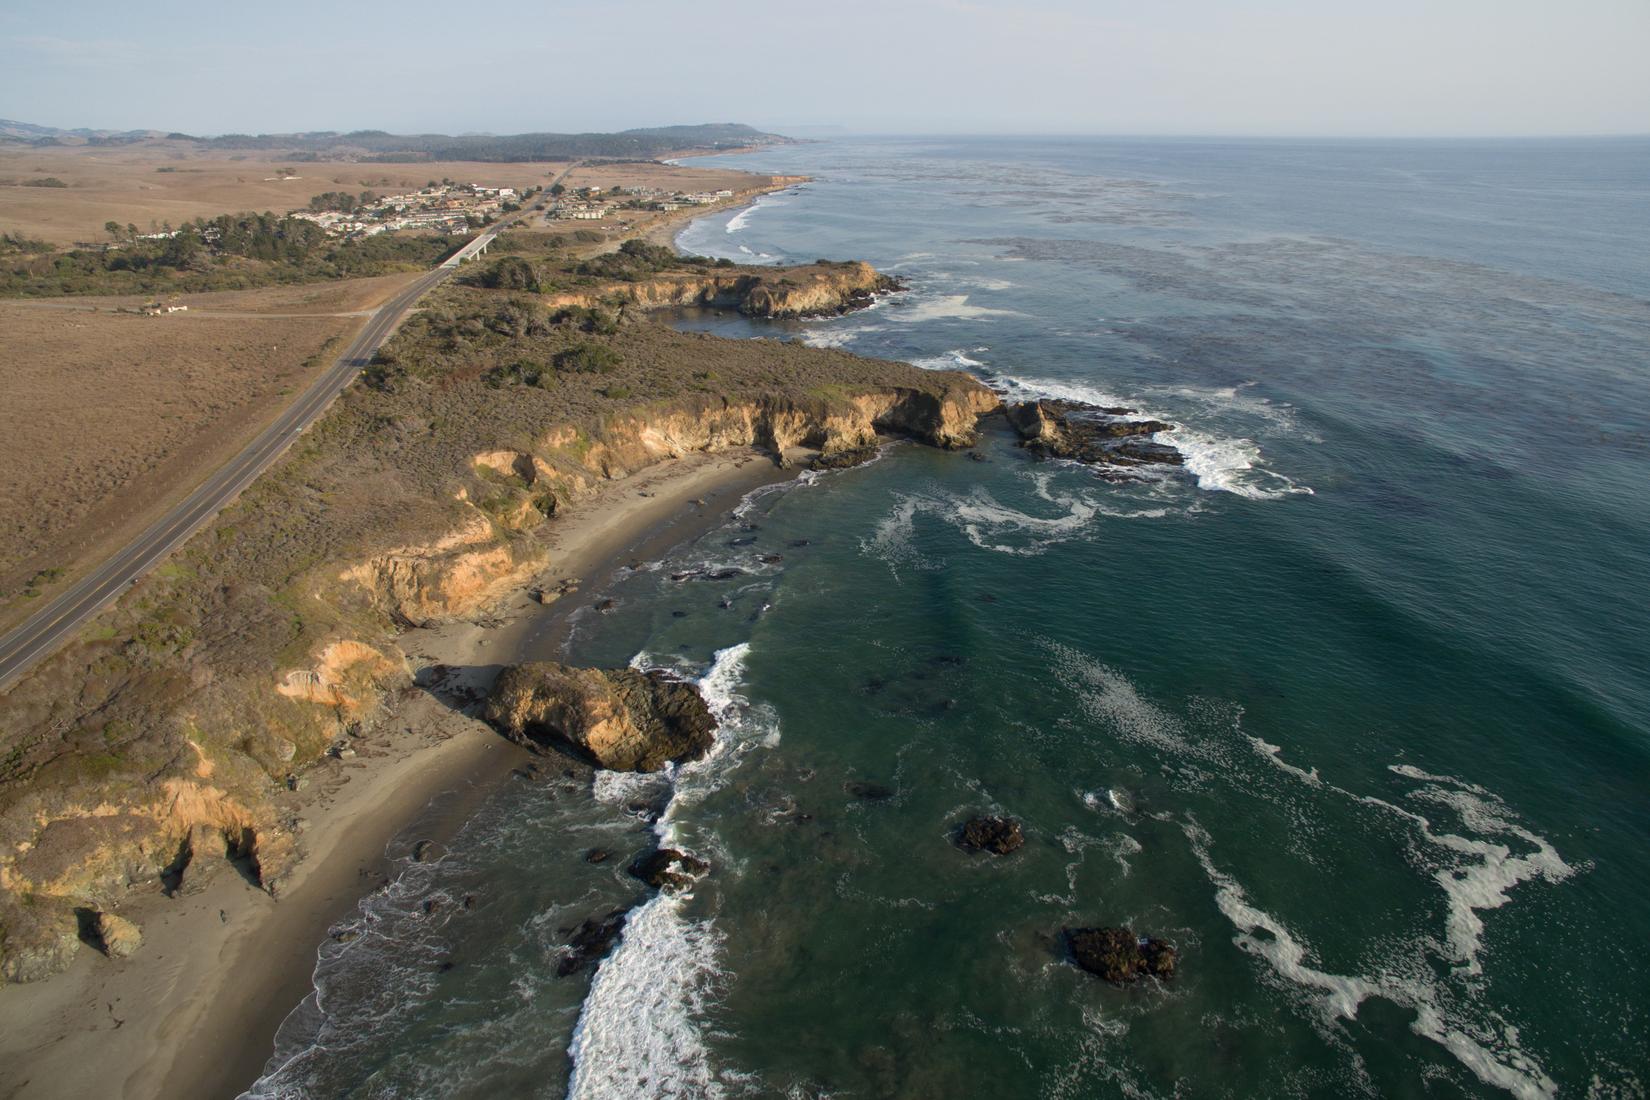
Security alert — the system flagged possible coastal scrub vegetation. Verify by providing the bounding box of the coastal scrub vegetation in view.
[0,212,461,297]
[0,266,989,985]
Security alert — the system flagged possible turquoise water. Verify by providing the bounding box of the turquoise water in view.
[248,137,1650,1098]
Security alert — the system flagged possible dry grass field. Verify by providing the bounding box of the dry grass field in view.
[0,145,786,623]
[0,143,574,245]
[23,270,425,316]
[0,294,383,621]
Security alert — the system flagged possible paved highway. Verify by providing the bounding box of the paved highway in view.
[0,168,574,694]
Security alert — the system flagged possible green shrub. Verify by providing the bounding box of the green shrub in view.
[555,341,622,374]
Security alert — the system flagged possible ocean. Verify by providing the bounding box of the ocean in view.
[246,136,1650,1099]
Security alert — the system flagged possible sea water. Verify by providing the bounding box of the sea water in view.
[246,136,1650,1099]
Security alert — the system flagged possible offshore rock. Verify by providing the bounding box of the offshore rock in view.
[811,445,880,470]
[1004,400,1182,468]
[1065,925,1178,982]
[628,848,710,892]
[556,907,631,977]
[955,815,1026,854]
[483,662,716,772]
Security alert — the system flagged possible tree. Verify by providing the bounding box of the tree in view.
[549,183,566,197]
[104,221,123,241]
[555,341,622,374]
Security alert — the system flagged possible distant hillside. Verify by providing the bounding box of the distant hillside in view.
[0,119,166,145]
[0,120,789,161]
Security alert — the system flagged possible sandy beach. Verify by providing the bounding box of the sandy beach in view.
[0,444,801,1100]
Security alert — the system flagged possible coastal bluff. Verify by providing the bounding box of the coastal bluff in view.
[541,259,899,319]
[0,283,1000,986]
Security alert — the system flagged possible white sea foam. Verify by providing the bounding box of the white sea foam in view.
[565,899,727,1100]
[991,373,1314,500]
[1354,781,1576,979]
[567,644,773,1098]
[1190,818,1562,1099]
[1048,643,1199,757]
[862,480,1112,566]
[798,320,884,349]
[909,347,989,372]
[1144,381,1320,443]
[895,294,1024,323]
[1249,737,1323,787]
[1176,428,1314,500]
[1047,646,1574,1099]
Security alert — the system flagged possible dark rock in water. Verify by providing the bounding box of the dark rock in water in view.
[812,446,878,471]
[976,591,998,604]
[955,816,1025,854]
[789,539,811,548]
[482,662,717,772]
[759,553,784,564]
[411,839,440,862]
[584,848,611,864]
[556,908,631,977]
[595,598,617,613]
[706,568,744,580]
[1004,400,1181,469]
[671,609,689,618]
[1065,926,1177,982]
[462,894,477,910]
[727,536,757,547]
[1111,439,1185,467]
[967,450,988,462]
[628,848,709,892]
[845,780,896,801]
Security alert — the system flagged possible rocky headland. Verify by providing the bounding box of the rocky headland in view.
[543,259,901,319]
[1004,399,1183,471]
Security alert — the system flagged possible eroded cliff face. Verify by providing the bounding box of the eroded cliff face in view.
[0,374,999,984]
[544,260,898,319]
[339,513,550,627]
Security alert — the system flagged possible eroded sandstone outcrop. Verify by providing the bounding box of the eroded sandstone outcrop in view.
[95,911,142,958]
[340,513,549,627]
[483,663,716,772]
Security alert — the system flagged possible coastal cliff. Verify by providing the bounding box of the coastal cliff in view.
[0,283,999,983]
[543,260,898,319]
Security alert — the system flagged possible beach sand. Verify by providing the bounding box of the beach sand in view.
[0,445,801,1100]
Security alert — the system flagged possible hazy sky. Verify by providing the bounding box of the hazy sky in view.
[3,0,1647,137]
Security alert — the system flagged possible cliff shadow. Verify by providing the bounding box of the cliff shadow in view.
[414,661,507,717]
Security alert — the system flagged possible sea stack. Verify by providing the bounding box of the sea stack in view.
[482,662,716,772]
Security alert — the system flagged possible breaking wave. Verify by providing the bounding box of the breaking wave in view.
[989,372,1314,500]
[567,644,776,1099]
